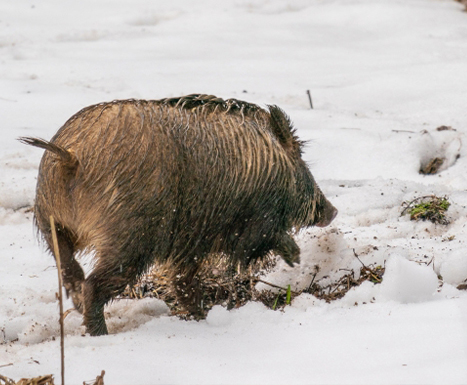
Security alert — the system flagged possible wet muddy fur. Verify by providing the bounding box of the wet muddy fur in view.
[20,94,337,336]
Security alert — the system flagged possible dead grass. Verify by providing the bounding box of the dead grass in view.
[307,264,384,303]
[0,375,54,385]
[120,250,386,315]
[0,372,105,385]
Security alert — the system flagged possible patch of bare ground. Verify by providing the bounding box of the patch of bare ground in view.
[120,251,385,315]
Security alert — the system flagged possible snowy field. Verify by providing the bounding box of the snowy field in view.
[1,0,467,383]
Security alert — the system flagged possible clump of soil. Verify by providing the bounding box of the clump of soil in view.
[401,195,451,225]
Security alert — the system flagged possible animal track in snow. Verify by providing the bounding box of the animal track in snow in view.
[418,126,462,175]
[56,29,110,43]
[127,10,182,27]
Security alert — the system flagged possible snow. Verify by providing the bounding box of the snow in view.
[1,0,467,383]
[378,255,439,303]
[440,249,467,285]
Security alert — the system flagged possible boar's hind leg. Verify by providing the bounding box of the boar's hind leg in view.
[274,233,300,267]
[46,226,85,313]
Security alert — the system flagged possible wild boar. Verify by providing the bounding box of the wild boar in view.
[20,94,337,336]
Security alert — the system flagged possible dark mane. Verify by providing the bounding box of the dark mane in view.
[156,94,262,116]
[62,95,264,128]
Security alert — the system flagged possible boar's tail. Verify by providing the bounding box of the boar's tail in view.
[19,137,77,167]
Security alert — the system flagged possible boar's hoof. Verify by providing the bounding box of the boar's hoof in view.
[71,289,84,314]
[64,281,84,313]
[281,253,300,268]
[85,314,108,336]
[275,233,300,267]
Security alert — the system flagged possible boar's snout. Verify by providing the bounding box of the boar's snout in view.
[315,201,338,228]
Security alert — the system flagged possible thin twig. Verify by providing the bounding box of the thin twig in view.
[353,249,365,266]
[306,90,313,109]
[256,279,299,295]
[352,249,383,283]
[307,272,318,292]
[329,277,346,294]
[50,216,65,385]
[63,309,74,319]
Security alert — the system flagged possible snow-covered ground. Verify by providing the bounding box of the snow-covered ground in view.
[1,0,467,383]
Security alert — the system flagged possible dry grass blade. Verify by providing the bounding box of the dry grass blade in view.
[0,375,16,385]
[83,371,105,385]
[16,376,54,385]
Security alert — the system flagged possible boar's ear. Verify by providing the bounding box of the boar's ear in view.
[267,105,302,155]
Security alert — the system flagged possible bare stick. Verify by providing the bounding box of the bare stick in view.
[50,216,65,385]
[306,90,313,109]
[392,130,415,133]
[352,248,365,266]
[307,272,318,292]
[256,279,299,295]
[352,248,383,283]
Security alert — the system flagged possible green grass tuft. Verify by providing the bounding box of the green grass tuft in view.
[402,195,451,225]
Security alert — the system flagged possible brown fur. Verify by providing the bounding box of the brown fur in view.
[20,94,337,336]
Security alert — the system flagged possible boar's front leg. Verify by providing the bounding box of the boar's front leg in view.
[274,233,300,267]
